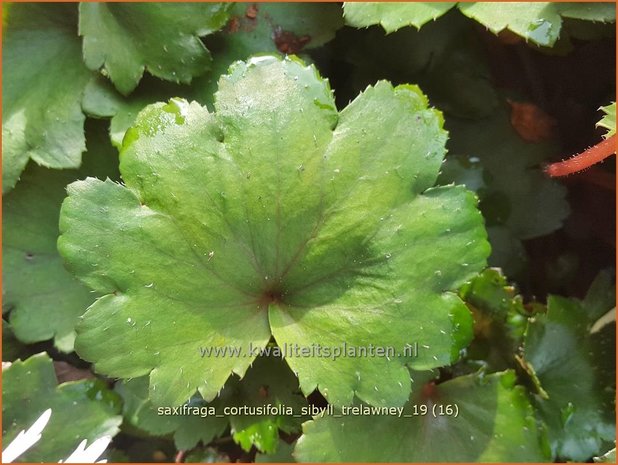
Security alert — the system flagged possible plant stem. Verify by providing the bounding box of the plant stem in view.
[545,135,616,177]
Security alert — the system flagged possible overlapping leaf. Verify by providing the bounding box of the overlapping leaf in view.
[2,3,91,192]
[2,353,122,463]
[79,3,231,95]
[3,121,119,352]
[295,371,550,462]
[520,272,616,461]
[82,3,344,148]
[59,56,489,409]
[344,2,616,47]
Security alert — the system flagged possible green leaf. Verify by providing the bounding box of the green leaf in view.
[295,371,550,462]
[219,356,308,453]
[558,3,616,22]
[458,3,563,47]
[82,75,192,150]
[115,377,227,451]
[521,275,616,461]
[78,3,231,95]
[2,3,91,193]
[2,121,119,352]
[343,2,456,33]
[2,353,122,463]
[58,55,489,408]
[344,2,615,47]
[597,102,616,139]
[459,268,529,371]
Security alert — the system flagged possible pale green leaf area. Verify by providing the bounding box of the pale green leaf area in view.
[344,2,615,47]
[2,3,91,193]
[295,371,550,462]
[597,102,616,138]
[522,272,616,461]
[3,121,119,352]
[82,3,343,148]
[79,3,231,95]
[2,353,122,463]
[59,56,489,409]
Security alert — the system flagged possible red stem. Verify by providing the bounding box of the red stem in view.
[175,450,186,463]
[545,135,616,177]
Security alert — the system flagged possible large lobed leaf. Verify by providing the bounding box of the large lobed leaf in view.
[2,353,122,462]
[79,3,231,95]
[59,55,490,409]
[2,3,91,192]
[2,121,119,352]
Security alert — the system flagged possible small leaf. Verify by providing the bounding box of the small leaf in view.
[2,3,91,192]
[597,102,616,139]
[2,353,122,463]
[343,2,456,33]
[295,371,550,462]
[78,3,231,95]
[2,121,119,352]
[59,56,490,408]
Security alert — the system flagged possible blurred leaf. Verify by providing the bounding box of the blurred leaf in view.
[79,3,231,95]
[2,353,122,462]
[2,121,119,352]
